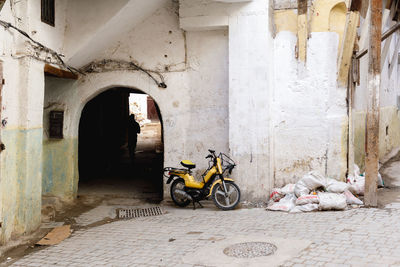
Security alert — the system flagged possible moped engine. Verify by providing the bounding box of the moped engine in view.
[186,189,202,201]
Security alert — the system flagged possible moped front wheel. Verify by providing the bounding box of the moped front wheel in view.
[211,181,240,210]
[170,178,191,207]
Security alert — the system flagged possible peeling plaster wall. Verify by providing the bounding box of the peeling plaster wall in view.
[42,2,230,200]
[273,31,347,184]
[42,77,78,200]
[272,0,348,184]
[0,0,46,245]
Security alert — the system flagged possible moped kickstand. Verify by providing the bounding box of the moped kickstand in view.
[192,201,203,210]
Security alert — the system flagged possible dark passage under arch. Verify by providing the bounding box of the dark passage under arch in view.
[78,87,163,201]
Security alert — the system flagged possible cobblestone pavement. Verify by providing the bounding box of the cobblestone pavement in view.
[7,198,400,267]
[6,159,400,267]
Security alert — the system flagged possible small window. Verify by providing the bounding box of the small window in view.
[41,0,55,26]
[49,111,63,139]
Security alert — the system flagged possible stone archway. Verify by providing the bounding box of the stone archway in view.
[42,71,176,201]
[77,87,164,200]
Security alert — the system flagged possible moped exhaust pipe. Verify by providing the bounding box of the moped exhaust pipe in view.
[174,189,192,200]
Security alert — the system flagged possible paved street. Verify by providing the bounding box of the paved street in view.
[5,201,400,266]
[5,158,400,267]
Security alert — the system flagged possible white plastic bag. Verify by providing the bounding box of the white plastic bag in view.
[290,203,319,213]
[267,193,296,212]
[294,171,326,197]
[326,178,349,193]
[318,192,347,210]
[281,184,295,195]
[294,181,309,197]
[378,172,384,187]
[348,175,365,195]
[295,194,319,205]
[344,190,363,205]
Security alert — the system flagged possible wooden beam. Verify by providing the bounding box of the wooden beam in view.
[297,0,307,62]
[44,64,78,80]
[356,21,400,59]
[365,0,382,207]
[0,0,5,12]
[350,0,363,12]
[338,11,360,87]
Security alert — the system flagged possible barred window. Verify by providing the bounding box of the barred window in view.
[41,0,55,26]
[49,111,64,139]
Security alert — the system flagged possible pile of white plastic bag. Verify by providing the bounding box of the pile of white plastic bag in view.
[266,165,380,213]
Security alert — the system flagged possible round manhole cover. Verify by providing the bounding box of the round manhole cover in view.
[223,242,277,258]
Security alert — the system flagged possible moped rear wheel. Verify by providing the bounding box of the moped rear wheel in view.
[211,181,240,210]
[170,178,191,207]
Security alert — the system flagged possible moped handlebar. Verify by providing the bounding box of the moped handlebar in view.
[205,154,213,159]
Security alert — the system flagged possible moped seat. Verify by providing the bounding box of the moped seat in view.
[181,160,196,169]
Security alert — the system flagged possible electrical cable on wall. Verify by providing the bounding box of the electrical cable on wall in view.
[0,20,167,88]
[0,19,82,75]
[82,59,167,88]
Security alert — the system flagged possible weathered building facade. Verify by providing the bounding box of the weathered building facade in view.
[0,0,399,245]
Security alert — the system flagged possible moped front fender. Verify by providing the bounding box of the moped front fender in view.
[207,178,235,197]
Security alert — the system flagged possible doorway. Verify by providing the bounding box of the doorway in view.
[78,87,163,201]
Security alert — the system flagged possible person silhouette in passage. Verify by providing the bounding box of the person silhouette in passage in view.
[127,114,141,165]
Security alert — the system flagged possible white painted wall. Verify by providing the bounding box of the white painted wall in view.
[273,30,348,185]
[0,0,45,244]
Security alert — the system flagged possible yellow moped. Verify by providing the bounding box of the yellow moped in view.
[164,149,240,210]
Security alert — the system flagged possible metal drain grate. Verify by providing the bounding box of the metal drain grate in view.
[117,206,163,219]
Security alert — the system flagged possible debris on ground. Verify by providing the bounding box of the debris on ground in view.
[36,225,72,246]
[267,165,382,213]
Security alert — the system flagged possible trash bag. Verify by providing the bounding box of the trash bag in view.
[281,184,295,195]
[267,193,296,212]
[344,190,363,205]
[269,188,285,202]
[294,171,326,197]
[290,203,319,213]
[347,175,365,195]
[326,178,349,193]
[318,192,347,210]
[378,172,384,187]
[295,194,319,205]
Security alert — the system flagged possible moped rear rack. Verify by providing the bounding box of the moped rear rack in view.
[163,167,189,178]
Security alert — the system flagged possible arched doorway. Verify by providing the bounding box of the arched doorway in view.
[78,87,163,201]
